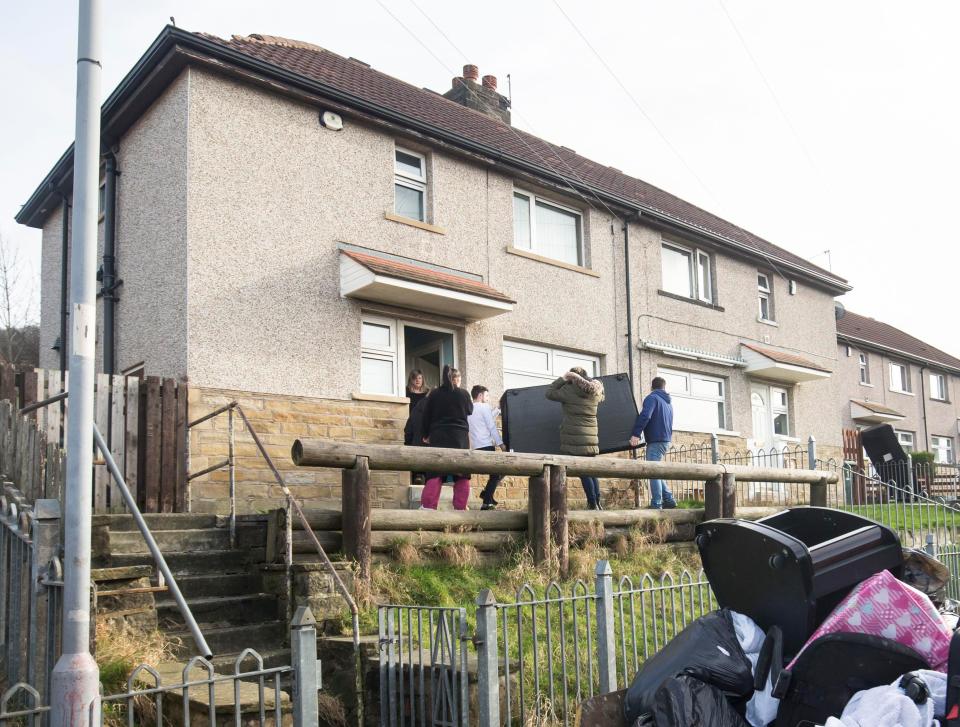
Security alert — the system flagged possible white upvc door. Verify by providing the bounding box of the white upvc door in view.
[750,384,775,453]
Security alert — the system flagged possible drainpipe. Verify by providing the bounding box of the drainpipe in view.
[59,194,70,377]
[920,365,929,450]
[623,212,641,386]
[101,152,120,375]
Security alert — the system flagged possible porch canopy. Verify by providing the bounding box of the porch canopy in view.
[850,399,905,424]
[740,343,831,384]
[339,248,514,321]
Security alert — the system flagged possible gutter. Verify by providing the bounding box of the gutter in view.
[16,26,852,295]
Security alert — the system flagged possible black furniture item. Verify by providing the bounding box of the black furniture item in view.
[695,507,902,656]
[945,631,960,726]
[861,423,916,500]
[500,373,638,455]
[772,633,928,727]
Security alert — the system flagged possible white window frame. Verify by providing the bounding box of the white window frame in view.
[757,272,773,321]
[512,189,584,266]
[930,372,948,401]
[771,386,789,437]
[657,366,727,433]
[660,241,713,303]
[503,340,599,390]
[394,147,427,222]
[360,314,457,396]
[889,361,912,394]
[858,352,870,385]
[932,435,955,464]
[895,429,915,452]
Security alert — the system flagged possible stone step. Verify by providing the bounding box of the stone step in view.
[96,513,221,531]
[208,647,292,673]
[169,621,287,659]
[110,528,231,554]
[173,572,263,599]
[157,594,280,630]
[111,549,251,575]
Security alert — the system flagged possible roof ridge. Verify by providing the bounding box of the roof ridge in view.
[840,310,960,367]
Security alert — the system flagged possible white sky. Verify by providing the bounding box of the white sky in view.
[3,2,958,354]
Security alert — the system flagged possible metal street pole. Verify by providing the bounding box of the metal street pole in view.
[51,0,103,723]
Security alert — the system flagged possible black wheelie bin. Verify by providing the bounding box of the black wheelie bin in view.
[695,507,902,656]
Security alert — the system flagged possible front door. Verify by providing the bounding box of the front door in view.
[750,385,774,452]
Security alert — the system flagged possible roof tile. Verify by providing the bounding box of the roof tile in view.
[198,33,847,288]
[837,311,960,371]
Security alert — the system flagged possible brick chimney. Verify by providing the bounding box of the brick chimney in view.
[442,65,511,124]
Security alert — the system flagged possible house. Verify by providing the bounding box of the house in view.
[835,310,960,463]
[16,28,850,511]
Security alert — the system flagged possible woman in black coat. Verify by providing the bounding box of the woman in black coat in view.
[419,365,473,510]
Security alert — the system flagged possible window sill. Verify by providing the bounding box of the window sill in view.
[757,317,779,327]
[351,391,410,405]
[776,435,802,444]
[505,246,599,277]
[674,428,741,437]
[384,212,446,235]
[656,289,724,311]
[931,397,950,404]
[859,382,874,387]
[889,388,915,397]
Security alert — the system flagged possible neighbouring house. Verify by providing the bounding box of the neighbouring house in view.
[835,310,960,463]
[16,27,850,512]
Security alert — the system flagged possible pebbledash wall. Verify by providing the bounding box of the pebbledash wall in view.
[37,62,844,512]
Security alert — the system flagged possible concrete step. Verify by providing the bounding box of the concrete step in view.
[169,621,287,659]
[157,594,280,630]
[173,572,262,599]
[208,647,292,673]
[96,513,220,531]
[111,549,251,575]
[110,528,231,554]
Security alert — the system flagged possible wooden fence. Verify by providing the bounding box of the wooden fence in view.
[0,364,188,513]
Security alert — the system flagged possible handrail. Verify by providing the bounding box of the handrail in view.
[188,403,360,645]
[92,423,212,657]
[291,438,841,485]
[18,391,68,416]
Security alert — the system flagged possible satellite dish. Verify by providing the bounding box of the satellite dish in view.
[834,302,846,320]
[320,110,343,130]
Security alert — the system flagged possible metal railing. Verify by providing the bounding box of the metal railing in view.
[0,492,61,707]
[379,561,716,727]
[0,605,323,727]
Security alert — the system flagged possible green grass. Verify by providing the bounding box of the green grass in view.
[843,503,960,530]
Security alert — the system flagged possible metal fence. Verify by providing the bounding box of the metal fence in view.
[0,606,322,727]
[378,562,716,727]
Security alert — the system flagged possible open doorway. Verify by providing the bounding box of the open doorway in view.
[404,325,455,390]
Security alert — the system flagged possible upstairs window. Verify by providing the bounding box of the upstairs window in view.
[394,148,427,222]
[930,373,948,401]
[757,273,773,321]
[858,352,870,384]
[513,191,583,266]
[660,242,713,303]
[890,362,912,394]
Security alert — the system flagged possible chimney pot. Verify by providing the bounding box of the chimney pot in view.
[463,64,479,81]
[482,75,497,91]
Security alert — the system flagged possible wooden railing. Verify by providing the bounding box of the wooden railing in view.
[291,438,840,583]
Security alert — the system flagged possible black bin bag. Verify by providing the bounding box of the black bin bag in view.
[623,609,754,724]
[633,675,751,727]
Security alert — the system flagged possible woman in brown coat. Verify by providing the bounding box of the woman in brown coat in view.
[546,367,605,509]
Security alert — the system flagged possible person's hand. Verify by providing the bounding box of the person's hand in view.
[422,437,430,444]
[563,371,576,381]
[629,436,641,448]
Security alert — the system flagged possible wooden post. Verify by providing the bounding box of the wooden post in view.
[721,473,737,518]
[342,456,371,583]
[704,476,722,521]
[528,467,550,566]
[549,464,569,577]
[810,477,828,507]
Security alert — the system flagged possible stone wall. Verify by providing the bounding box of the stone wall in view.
[188,385,841,514]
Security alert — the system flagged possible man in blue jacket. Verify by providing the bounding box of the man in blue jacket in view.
[629,377,678,509]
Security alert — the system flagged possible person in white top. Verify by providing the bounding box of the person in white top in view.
[468,385,504,510]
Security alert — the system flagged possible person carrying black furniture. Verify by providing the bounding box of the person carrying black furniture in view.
[545,367,606,510]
